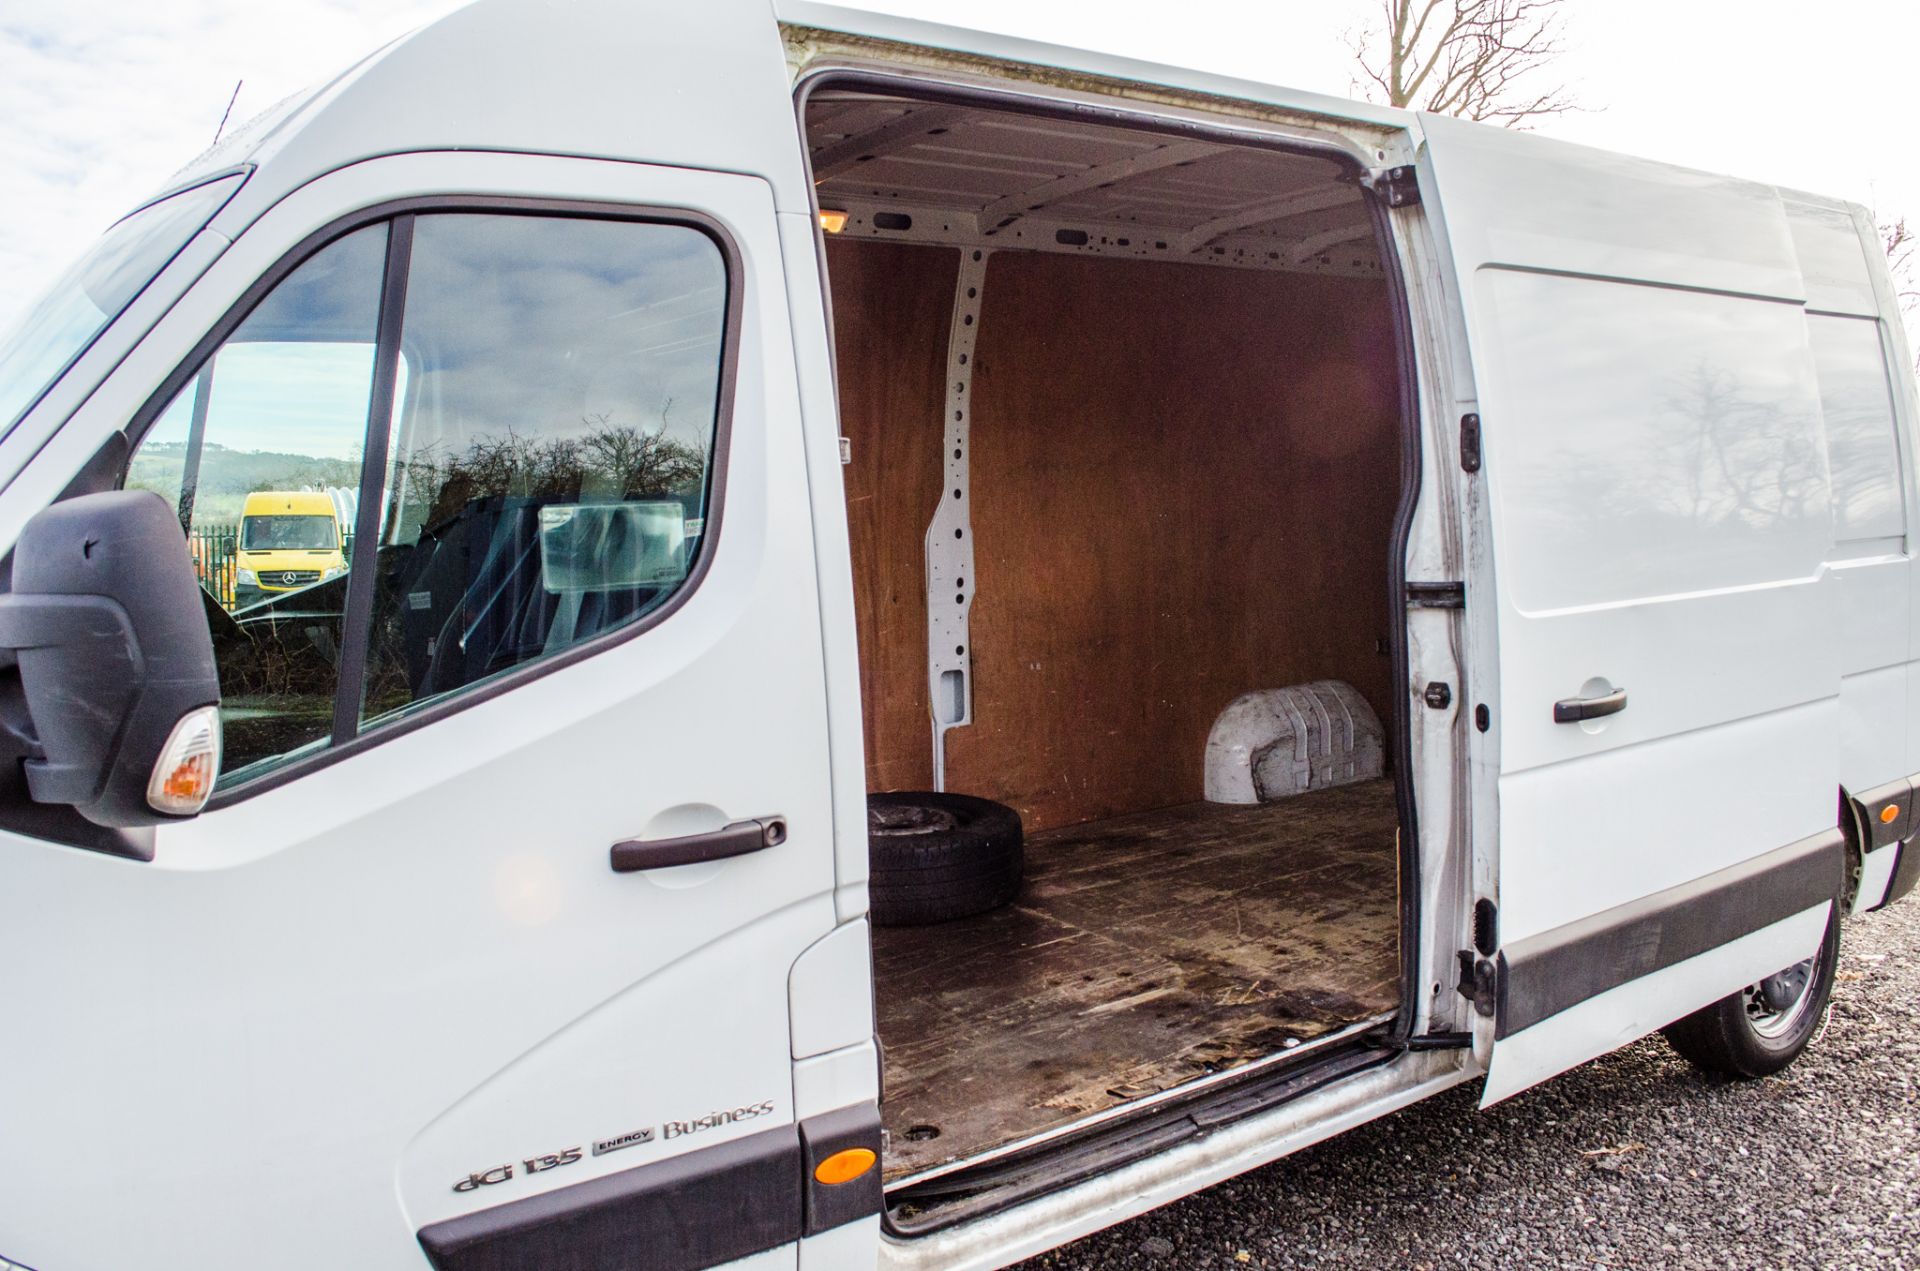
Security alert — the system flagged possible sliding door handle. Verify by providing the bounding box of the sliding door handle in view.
[610,816,788,872]
[1553,688,1627,724]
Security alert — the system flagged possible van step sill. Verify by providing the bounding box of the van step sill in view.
[884,1039,1394,1238]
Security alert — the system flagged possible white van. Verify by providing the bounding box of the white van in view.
[0,3,1914,1268]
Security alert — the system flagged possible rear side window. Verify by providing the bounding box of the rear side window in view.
[124,206,732,791]
[1807,314,1905,545]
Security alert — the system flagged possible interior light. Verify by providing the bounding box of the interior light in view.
[813,1147,877,1185]
[147,705,222,815]
[818,209,849,234]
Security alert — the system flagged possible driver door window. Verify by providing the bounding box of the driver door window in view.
[123,208,730,793]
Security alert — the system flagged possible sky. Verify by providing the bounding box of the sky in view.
[3,0,1918,335]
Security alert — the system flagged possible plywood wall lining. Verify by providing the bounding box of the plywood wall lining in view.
[828,240,958,795]
[830,241,1403,831]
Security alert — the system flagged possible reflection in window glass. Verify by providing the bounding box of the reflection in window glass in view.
[125,224,388,784]
[360,214,726,725]
[1808,315,1904,543]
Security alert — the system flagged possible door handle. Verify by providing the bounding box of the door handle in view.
[1553,688,1627,724]
[610,817,788,872]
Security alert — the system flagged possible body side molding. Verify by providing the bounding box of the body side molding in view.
[417,1125,801,1271]
[1497,827,1844,1039]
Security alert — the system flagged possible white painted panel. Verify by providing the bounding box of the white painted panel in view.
[1482,903,1829,1105]
[793,1042,880,1121]
[802,1216,880,1271]
[789,919,876,1058]
[1424,120,1843,1101]
[1498,700,1835,945]
[0,155,843,1269]
[1420,112,1803,300]
[1493,571,1834,776]
[1787,198,1880,318]
[1476,270,1829,617]
[184,0,813,223]
[1840,662,1910,789]
[1832,556,1911,673]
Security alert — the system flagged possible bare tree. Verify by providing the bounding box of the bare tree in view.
[1351,0,1579,127]
[1882,217,1920,322]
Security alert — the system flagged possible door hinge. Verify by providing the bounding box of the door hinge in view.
[1406,581,1464,609]
[1457,950,1499,1018]
[1459,413,1482,473]
[1369,164,1421,208]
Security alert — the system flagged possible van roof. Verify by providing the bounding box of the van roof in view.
[141,0,1866,245]
[242,491,336,517]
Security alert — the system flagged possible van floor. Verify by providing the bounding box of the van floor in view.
[873,779,1401,1181]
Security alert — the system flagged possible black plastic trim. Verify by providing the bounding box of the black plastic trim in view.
[800,1103,884,1236]
[1851,775,1913,851]
[1498,828,1844,1039]
[416,1125,800,1271]
[115,194,746,809]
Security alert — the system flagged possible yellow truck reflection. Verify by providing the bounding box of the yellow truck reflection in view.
[233,491,348,606]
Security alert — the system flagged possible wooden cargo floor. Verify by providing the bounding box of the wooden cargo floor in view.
[873,778,1401,1180]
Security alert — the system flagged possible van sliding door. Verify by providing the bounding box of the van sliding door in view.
[1419,115,1843,1103]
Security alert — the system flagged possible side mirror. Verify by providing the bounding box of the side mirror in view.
[0,490,221,827]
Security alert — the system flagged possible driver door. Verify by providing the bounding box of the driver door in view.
[0,150,862,1270]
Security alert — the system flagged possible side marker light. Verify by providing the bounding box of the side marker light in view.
[813,1147,876,1185]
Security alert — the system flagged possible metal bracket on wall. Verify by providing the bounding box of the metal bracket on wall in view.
[926,248,991,790]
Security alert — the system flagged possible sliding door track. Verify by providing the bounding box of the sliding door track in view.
[884,1020,1404,1237]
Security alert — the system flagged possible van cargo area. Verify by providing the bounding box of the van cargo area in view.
[808,88,1413,1187]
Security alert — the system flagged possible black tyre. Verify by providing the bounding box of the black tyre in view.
[867,791,1023,927]
[1661,903,1840,1078]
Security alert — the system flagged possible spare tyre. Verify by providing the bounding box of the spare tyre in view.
[867,791,1023,927]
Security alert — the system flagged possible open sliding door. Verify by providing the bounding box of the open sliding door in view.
[1419,115,1844,1103]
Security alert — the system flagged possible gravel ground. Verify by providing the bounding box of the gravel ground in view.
[1027,900,1920,1270]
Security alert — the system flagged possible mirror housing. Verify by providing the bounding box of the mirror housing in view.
[0,490,221,827]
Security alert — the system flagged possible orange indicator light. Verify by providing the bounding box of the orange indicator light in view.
[813,1147,876,1185]
[1881,804,1901,825]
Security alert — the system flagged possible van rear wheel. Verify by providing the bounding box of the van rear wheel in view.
[1660,904,1839,1078]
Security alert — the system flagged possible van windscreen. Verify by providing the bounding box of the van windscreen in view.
[243,515,336,550]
